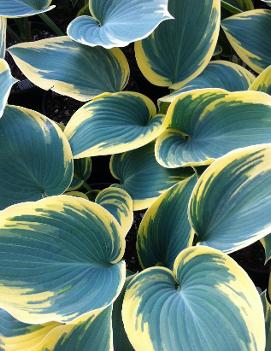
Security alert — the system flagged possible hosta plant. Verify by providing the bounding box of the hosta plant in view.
[0,0,271,350]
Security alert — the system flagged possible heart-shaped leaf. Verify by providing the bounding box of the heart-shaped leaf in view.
[135,0,220,88]
[67,0,172,49]
[189,144,271,253]
[65,92,166,158]
[156,89,271,168]
[0,195,126,324]
[123,246,265,351]
[8,37,130,102]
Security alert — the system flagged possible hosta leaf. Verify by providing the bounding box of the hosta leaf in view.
[0,309,59,351]
[96,187,133,237]
[261,235,271,264]
[68,157,92,191]
[67,0,172,49]
[123,246,265,351]
[0,307,113,351]
[0,195,126,324]
[137,175,197,270]
[65,191,89,199]
[0,105,73,210]
[8,36,129,102]
[110,143,193,211]
[222,10,271,73]
[65,92,166,158]
[189,144,271,253]
[135,0,220,89]
[250,65,271,95]
[0,60,17,118]
[156,89,271,168]
[159,61,255,105]
[262,0,271,7]
[0,0,55,18]
[261,290,271,351]
[0,18,6,58]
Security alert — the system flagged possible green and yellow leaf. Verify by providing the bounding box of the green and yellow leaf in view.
[189,144,271,253]
[8,37,130,102]
[0,60,17,118]
[122,246,265,351]
[250,65,271,95]
[135,0,220,89]
[222,10,271,73]
[261,234,271,264]
[0,0,55,18]
[65,92,166,158]
[68,157,92,191]
[261,289,271,351]
[95,187,133,237]
[137,175,197,269]
[156,89,271,168]
[0,195,126,324]
[0,105,73,210]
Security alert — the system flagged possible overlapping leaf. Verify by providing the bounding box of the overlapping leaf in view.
[137,175,197,269]
[189,144,271,253]
[8,37,130,101]
[0,307,113,351]
[135,0,220,88]
[0,0,55,17]
[0,195,126,324]
[222,10,271,73]
[68,157,92,191]
[159,61,255,105]
[224,0,254,11]
[250,65,271,95]
[0,105,73,210]
[0,60,17,118]
[110,143,193,211]
[65,92,165,158]
[156,89,271,168]
[96,187,133,237]
[0,18,6,58]
[67,0,172,49]
[123,246,265,351]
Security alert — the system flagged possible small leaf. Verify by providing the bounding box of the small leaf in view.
[250,65,271,95]
[0,60,17,118]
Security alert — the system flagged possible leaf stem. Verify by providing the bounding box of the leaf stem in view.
[38,13,65,36]
[221,1,243,14]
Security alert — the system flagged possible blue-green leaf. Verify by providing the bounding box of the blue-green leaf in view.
[0,60,17,118]
[0,195,126,324]
[250,65,271,95]
[0,105,73,210]
[135,0,220,88]
[189,144,271,253]
[110,143,193,211]
[95,186,133,237]
[156,89,271,168]
[261,235,271,264]
[222,9,271,73]
[159,60,255,105]
[65,92,166,158]
[8,37,130,102]
[67,0,172,49]
[137,175,197,269]
[123,246,265,351]
[68,157,92,191]
[0,0,55,18]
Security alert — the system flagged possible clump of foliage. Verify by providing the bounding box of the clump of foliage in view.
[0,0,271,350]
